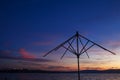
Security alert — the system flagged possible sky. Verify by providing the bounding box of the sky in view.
[1,0,120,71]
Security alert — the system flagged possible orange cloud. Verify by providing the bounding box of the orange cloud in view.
[19,48,35,58]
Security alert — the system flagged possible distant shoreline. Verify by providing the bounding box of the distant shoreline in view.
[0,69,120,73]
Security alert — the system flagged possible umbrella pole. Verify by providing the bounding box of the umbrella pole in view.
[77,55,80,80]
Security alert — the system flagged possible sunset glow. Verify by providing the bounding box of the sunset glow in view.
[1,0,120,71]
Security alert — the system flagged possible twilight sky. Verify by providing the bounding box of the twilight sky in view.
[0,0,120,71]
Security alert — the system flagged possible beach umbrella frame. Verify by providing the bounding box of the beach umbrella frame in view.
[43,31,116,80]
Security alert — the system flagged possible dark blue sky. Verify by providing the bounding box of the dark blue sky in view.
[0,0,120,70]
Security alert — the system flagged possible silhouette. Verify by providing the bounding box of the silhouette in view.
[43,31,116,80]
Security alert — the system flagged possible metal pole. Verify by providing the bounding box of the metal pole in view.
[76,32,80,80]
[77,55,80,80]
[43,32,116,80]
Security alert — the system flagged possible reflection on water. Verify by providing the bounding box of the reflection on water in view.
[0,73,120,80]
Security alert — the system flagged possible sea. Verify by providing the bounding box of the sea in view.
[0,73,120,80]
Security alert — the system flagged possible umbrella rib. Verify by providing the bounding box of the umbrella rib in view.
[78,34,116,55]
[61,38,76,59]
[79,37,90,58]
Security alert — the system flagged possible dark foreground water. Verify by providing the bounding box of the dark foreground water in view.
[0,73,120,80]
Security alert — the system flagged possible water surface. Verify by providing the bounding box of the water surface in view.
[0,73,120,80]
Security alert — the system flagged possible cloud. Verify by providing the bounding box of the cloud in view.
[0,50,14,57]
[0,49,53,63]
[81,67,103,70]
[0,56,53,62]
[31,34,59,46]
[0,50,10,55]
[80,59,112,68]
[18,48,35,58]
[0,49,35,59]
[107,41,120,48]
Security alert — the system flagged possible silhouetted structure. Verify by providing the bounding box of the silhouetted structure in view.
[43,31,116,80]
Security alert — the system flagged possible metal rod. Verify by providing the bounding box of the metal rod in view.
[43,35,76,57]
[78,34,116,55]
[77,55,80,80]
[54,35,76,50]
[86,51,90,58]
[68,41,76,53]
[76,32,80,80]
[80,44,95,55]
[79,38,89,53]
[79,37,90,58]
[43,32,116,80]
[62,45,76,55]
[76,32,79,54]
[61,38,76,59]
